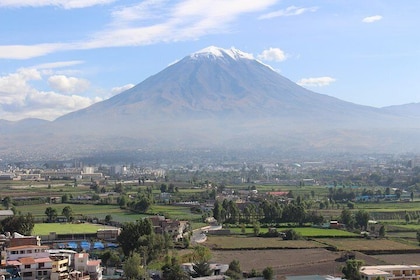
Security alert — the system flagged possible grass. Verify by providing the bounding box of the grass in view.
[33,222,113,235]
[147,204,202,222]
[290,227,358,237]
[228,226,357,237]
[205,236,326,250]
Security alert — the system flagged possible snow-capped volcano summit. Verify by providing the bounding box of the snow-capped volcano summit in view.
[190,46,254,61]
[58,45,389,122]
[5,45,419,156]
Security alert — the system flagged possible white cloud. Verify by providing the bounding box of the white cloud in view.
[0,0,115,9]
[0,68,100,121]
[362,15,383,23]
[0,43,66,59]
[0,0,280,59]
[48,75,90,94]
[33,60,84,69]
[110,0,166,26]
[258,48,287,62]
[111,84,135,95]
[259,5,318,20]
[297,76,336,87]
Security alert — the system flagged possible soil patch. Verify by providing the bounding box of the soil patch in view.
[210,248,388,280]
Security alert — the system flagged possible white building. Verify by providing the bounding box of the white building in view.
[360,265,420,280]
[6,245,52,280]
[74,253,102,280]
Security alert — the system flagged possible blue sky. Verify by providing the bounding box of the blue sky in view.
[1,0,419,121]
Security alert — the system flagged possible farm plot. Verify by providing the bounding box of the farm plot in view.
[205,236,326,250]
[315,238,420,253]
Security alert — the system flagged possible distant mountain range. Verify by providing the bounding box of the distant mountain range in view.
[2,46,420,160]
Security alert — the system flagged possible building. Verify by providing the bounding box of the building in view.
[74,253,102,280]
[360,265,420,280]
[3,235,103,280]
[5,245,52,280]
[149,215,189,241]
[96,229,120,241]
[50,255,70,280]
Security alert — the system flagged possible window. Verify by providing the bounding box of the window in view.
[25,265,31,269]
[38,271,43,276]
[23,272,32,277]
[20,251,25,254]
[39,263,44,268]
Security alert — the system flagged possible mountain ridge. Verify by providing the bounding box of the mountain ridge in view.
[2,46,420,159]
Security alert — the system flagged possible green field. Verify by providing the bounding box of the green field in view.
[228,226,357,237]
[147,204,203,222]
[16,203,146,222]
[33,222,114,235]
[205,236,326,250]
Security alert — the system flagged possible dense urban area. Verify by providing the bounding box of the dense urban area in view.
[2,152,420,280]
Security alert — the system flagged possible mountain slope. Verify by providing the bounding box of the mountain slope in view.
[2,46,420,159]
[58,46,387,124]
[382,103,420,117]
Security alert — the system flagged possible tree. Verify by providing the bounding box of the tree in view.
[225,259,242,280]
[162,257,189,280]
[191,246,212,263]
[2,196,12,209]
[114,183,123,193]
[340,209,355,230]
[0,213,34,235]
[379,225,386,238]
[160,183,168,193]
[99,250,121,268]
[118,196,127,208]
[416,230,420,245]
[355,210,370,230]
[213,200,222,222]
[405,212,411,224]
[105,214,113,224]
[45,207,58,222]
[262,266,274,280]
[117,219,152,256]
[62,206,73,222]
[342,259,364,280]
[132,195,152,213]
[191,261,213,278]
[62,193,69,203]
[123,253,145,280]
[283,229,301,240]
[253,222,260,236]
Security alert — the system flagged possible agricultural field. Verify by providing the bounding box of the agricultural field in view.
[32,222,115,235]
[314,238,420,252]
[228,226,358,237]
[148,204,203,222]
[204,236,326,250]
[15,203,146,223]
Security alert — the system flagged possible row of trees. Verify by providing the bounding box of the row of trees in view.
[45,206,74,222]
[213,198,323,226]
